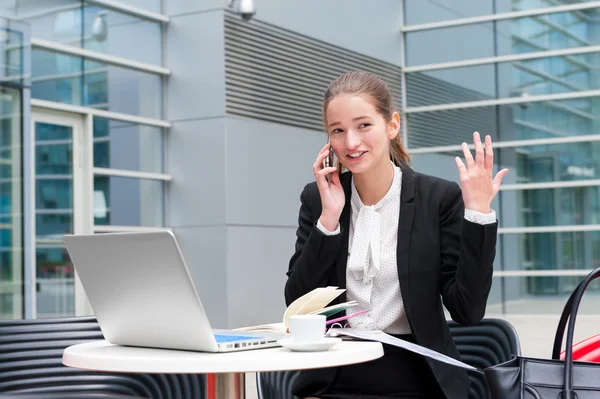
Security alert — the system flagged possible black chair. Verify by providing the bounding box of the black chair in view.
[448,318,521,399]
[256,368,300,399]
[256,318,521,399]
[0,316,206,399]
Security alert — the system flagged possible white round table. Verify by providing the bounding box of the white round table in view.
[63,339,383,399]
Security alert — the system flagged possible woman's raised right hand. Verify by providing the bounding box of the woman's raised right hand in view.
[313,143,345,232]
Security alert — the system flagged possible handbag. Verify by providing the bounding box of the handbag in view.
[484,266,600,399]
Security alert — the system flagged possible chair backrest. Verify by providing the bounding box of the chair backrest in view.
[0,316,205,399]
[256,369,300,399]
[256,318,521,399]
[448,318,521,399]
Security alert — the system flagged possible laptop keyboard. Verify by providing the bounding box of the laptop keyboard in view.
[214,334,263,343]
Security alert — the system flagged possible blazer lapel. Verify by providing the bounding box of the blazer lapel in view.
[335,172,353,302]
[397,166,416,311]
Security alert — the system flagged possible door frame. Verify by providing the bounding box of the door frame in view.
[29,107,94,317]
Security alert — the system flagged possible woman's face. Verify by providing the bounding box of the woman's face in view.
[325,94,399,175]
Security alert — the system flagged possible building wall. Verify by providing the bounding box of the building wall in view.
[165,1,406,328]
[166,0,600,328]
[4,0,596,324]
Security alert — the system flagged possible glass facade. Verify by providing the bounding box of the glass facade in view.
[0,17,26,320]
[35,121,75,317]
[0,87,24,320]
[404,0,600,312]
[31,49,163,118]
[0,0,596,321]
[0,1,167,319]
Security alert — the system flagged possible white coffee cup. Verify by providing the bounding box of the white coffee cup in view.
[289,315,326,343]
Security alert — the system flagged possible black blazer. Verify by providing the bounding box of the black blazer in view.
[284,165,498,399]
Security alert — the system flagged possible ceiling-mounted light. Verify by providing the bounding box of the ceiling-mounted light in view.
[91,11,108,42]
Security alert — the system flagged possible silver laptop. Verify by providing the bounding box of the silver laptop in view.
[63,230,281,352]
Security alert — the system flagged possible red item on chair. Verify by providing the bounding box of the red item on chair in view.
[560,334,600,362]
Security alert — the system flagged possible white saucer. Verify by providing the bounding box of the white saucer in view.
[277,337,342,352]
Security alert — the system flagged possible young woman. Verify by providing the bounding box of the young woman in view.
[284,71,508,399]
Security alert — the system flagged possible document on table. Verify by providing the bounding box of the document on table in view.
[326,329,482,373]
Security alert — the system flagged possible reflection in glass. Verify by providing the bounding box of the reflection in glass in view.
[406,96,600,148]
[94,176,164,227]
[0,1,162,65]
[0,27,26,85]
[487,276,600,315]
[93,118,164,173]
[83,5,162,65]
[34,122,74,318]
[499,141,600,184]
[0,87,23,320]
[406,51,600,107]
[102,0,161,14]
[404,0,594,26]
[406,10,600,66]
[500,230,600,271]
[31,50,162,119]
[514,187,598,227]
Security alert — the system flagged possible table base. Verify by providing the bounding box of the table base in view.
[206,372,245,399]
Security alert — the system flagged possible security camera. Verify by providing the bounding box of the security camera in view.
[237,0,256,20]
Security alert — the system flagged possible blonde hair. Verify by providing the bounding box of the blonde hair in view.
[322,71,410,174]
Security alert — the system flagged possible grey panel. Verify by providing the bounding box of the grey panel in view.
[225,116,322,226]
[166,0,224,17]
[251,0,403,65]
[166,10,226,121]
[406,71,493,107]
[404,0,494,25]
[409,153,461,183]
[407,107,499,149]
[172,225,228,329]
[224,11,403,131]
[405,22,494,66]
[226,225,294,328]
[167,118,226,227]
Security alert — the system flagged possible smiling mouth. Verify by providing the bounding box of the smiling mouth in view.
[347,151,367,160]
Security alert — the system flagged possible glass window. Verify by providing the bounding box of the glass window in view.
[406,22,495,66]
[93,117,164,173]
[0,87,23,320]
[110,0,161,13]
[94,176,164,227]
[406,52,598,107]
[35,244,74,317]
[497,141,600,184]
[404,0,494,26]
[406,10,600,66]
[487,275,600,315]
[498,231,600,272]
[406,107,500,149]
[404,0,593,26]
[82,4,162,65]
[31,49,163,119]
[1,0,162,65]
[406,96,600,148]
[512,0,592,12]
[0,23,27,85]
[33,119,75,318]
[498,187,600,227]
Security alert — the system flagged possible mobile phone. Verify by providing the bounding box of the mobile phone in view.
[323,140,336,184]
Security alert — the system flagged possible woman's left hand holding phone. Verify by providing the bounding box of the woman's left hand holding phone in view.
[313,143,344,232]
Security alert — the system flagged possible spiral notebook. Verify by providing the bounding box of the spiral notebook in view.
[237,286,358,333]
